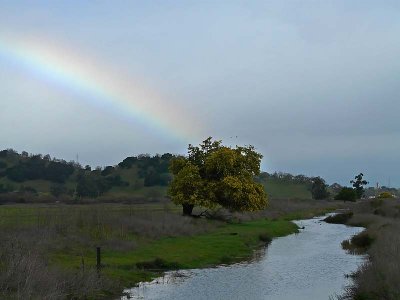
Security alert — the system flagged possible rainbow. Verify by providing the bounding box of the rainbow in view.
[0,36,203,142]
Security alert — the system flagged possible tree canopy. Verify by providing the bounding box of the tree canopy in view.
[311,177,330,200]
[168,137,268,215]
[334,187,357,202]
[350,173,368,199]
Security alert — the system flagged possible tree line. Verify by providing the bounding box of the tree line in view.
[0,149,177,198]
[258,170,372,201]
[0,147,379,203]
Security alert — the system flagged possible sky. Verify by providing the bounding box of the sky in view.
[0,1,399,186]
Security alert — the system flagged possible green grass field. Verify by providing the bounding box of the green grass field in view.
[105,179,311,200]
[53,217,298,284]
[0,200,333,294]
[0,199,337,291]
[263,179,311,199]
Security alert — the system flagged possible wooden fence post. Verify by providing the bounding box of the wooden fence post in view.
[96,246,101,272]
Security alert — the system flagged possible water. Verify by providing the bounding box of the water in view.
[123,215,365,300]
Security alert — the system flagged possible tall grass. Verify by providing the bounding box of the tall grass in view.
[338,198,400,300]
[0,230,109,299]
[0,198,340,298]
[0,204,220,299]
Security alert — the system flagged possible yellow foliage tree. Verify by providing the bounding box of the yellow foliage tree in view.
[378,192,394,199]
[168,137,268,215]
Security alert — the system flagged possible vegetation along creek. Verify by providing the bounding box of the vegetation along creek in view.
[124,214,365,300]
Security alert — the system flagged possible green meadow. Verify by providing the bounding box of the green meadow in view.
[54,217,298,285]
[0,199,337,295]
[262,178,311,199]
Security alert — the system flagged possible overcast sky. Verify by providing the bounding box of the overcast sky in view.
[1,1,399,186]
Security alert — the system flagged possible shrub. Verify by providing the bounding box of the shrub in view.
[0,183,14,193]
[50,183,68,197]
[0,161,7,169]
[370,198,383,208]
[101,166,114,176]
[324,211,353,224]
[136,258,181,270]
[259,233,272,243]
[378,192,394,199]
[342,231,374,253]
[334,187,357,201]
[19,186,38,195]
[220,255,234,264]
[351,231,374,249]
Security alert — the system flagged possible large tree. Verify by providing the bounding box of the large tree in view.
[311,177,330,200]
[334,187,357,202]
[168,137,268,215]
[350,173,368,199]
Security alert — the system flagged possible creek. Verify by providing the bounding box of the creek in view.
[123,215,365,300]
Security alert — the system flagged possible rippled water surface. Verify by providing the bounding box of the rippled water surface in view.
[123,215,365,300]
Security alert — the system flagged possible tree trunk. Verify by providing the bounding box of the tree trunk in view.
[182,203,194,216]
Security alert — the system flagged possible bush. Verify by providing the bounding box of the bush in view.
[19,186,38,195]
[0,161,7,169]
[334,187,357,201]
[101,166,114,176]
[378,192,394,199]
[370,198,383,208]
[259,233,272,243]
[50,183,68,197]
[351,231,374,248]
[0,183,14,193]
[324,211,353,224]
[136,258,181,270]
[220,255,234,264]
[342,231,374,253]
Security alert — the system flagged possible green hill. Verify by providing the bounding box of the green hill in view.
[263,179,311,199]
[0,149,173,201]
[0,149,313,203]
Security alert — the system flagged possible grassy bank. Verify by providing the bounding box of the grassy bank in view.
[325,198,400,300]
[55,218,298,286]
[0,198,339,299]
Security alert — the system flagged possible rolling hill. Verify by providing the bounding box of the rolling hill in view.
[0,148,313,202]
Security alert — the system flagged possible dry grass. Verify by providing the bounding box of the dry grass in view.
[0,203,221,299]
[0,198,341,299]
[338,198,400,300]
[0,193,171,206]
[0,232,108,299]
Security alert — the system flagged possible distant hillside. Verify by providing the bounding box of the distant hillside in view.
[0,149,175,202]
[257,172,312,199]
[0,148,317,203]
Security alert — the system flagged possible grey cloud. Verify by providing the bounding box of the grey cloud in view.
[1,1,399,185]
